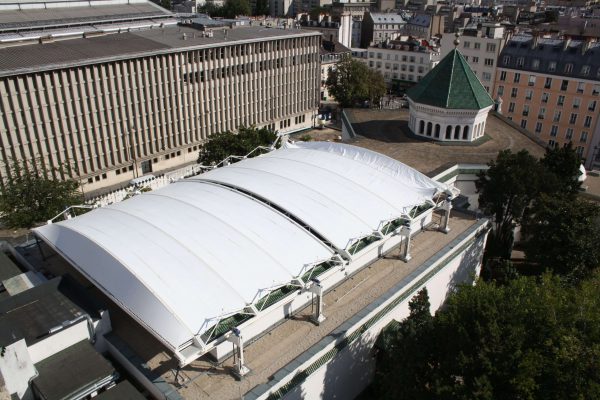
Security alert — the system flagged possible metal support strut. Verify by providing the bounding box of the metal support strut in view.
[227,328,250,378]
[309,278,326,325]
[440,194,452,234]
[400,222,412,262]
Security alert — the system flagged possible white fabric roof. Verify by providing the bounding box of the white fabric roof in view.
[34,142,450,352]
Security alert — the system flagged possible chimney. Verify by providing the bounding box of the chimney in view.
[563,37,571,51]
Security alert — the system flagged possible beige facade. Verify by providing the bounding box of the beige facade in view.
[0,28,321,193]
[494,68,600,162]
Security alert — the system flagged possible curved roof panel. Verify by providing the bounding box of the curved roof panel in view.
[35,181,333,349]
[33,142,450,354]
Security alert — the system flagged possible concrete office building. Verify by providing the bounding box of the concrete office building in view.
[360,12,407,48]
[0,0,321,193]
[494,35,600,168]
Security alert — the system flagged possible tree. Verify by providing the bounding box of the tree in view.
[0,159,82,229]
[160,0,171,10]
[476,150,541,259]
[254,0,269,16]
[197,126,277,166]
[522,194,600,282]
[326,56,386,108]
[539,142,582,196]
[222,0,251,18]
[372,288,433,400]
[371,273,600,400]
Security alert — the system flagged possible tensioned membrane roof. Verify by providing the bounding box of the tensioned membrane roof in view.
[34,142,449,353]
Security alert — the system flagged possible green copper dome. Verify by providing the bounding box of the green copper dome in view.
[406,49,494,110]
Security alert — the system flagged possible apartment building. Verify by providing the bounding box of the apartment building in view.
[360,12,407,48]
[321,40,352,101]
[441,22,508,94]
[0,0,321,192]
[403,14,445,38]
[366,38,441,88]
[494,35,600,167]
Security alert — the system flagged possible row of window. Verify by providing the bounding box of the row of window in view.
[463,41,496,52]
[369,61,427,73]
[502,55,600,78]
[463,55,494,66]
[547,140,585,156]
[499,72,600,95]
[508,103,595,127]
[369,52,430,64]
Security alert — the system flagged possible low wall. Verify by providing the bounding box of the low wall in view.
[246,218,490,400]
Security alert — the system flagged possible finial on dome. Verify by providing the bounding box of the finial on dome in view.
[453,32,460,48]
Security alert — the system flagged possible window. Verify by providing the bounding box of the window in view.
[500,71,507,81]
[581,65,590,76]
[497,85,504,96]
[516,57,524,67]
[535,122,542,133]
[482,72,491,81]
[525,89,533,100]
[561,80,569,91]
[548,139,556,148]
[564,63,573,74]
[472,56,479,64]
[569,113,577,124]
[514,73,521,83]
[528,75,536,86]
[548,61,556,72]
[577,82,585,93]
[538,108,546,119]
[573,98,581,109]
[557,95,565,106]
[486,43,496,52]
[463,41,470,48]
[566,128,573,140]
[532,59,540,69]
[503,56,510,64]
[474,43,480,49]
[541,93,549,103]
[508,102,515,113]
[545,77,552,89]
[520,119,527,129]
[553,111,561,122]
[522,104,529,116]
[485,58,494,66]
[589,101,597,112]
[549,125,558,137]
[594,85,600,96]
[584,116,593,128]
[511,88,518,98]
[581,131,588,143]
[576,146,584,156]
[464,56,469,61]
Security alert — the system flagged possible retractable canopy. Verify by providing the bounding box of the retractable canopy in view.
[34,142,450,352]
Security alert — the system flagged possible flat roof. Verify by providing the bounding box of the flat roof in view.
[0,275,102,347]
[32,340,117,400]
[94,381,145,400]
[0,2,171,32]
[0,251,21,282]
[0,25,320,77]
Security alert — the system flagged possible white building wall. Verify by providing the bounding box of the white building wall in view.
[28,319,90,364]
[367,46,440,84]
[249,219,490,400]
[0,340,36,400]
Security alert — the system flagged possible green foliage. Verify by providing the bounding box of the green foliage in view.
[197,0,251,18]
[0,159,82,229]
[372,273,600,400]
[325,55,386,108]
[197,126,277,166]
[476,150,541,259]
[299,134,313,142]
[481,258,519,285]
[540,142,582,196]
[373,288,433,400]
[160,0,171,10]
[309,6,329,20]
[523,194,600,282]
[254,0,269,15]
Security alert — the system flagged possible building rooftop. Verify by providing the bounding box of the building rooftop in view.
[0,0,171,32]
[498,34,600,80]
[369,12,406,24]
[94,381,146,400]
[0,251,21,283]
[0,275,102,347]
[0,25,320,77]
[32,340,117,400]
[407,48,494,110]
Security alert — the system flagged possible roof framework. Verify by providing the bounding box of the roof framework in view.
[34,142,450,356]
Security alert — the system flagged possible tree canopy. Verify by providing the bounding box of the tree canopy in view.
[371,273,600,400]
[0,160,82,229]
[198,0,251,18]
[197,126,277,166]
[325,56,386,108]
